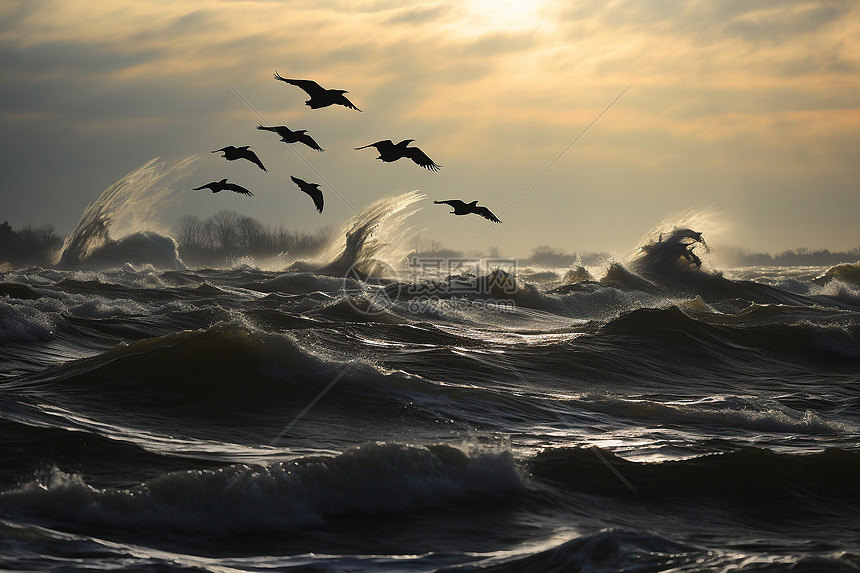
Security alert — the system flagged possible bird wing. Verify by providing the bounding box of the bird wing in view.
[355,140,394,152]
[273,73,325,97]
[474,206,501,223]
[223,182,253,196]
[434,199,466,209]
[404,146,441,171]
[257,124,292,138]
[337,94,361,112]
[241,149,267,172]
[291,176,323,213]
[306,186,324,213]
[298,132,324,152]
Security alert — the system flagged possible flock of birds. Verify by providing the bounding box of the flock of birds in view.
[193,72,502,223]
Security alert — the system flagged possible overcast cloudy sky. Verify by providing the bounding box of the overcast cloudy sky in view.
[2,0,859,257]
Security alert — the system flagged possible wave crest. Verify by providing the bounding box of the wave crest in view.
[2,442,521,534]
[56,157,195,270]
[315,190,425,277]
[630,227,710,279]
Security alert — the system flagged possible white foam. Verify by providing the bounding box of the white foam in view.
[2,442,523,534]
[811,279,860,307]
[0,299,57,340]
[56,157,195,269]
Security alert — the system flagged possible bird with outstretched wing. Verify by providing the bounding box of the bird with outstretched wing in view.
[192,179,254,196]
[211,145,267,172]
[290,176,324,213]
[355,139,440,171]
[256,125,324,152]
[434,200,501,223]
[273,72,361,111]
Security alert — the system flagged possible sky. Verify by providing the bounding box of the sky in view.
[2,0,860,259]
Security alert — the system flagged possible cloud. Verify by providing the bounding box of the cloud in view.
[560,1,854,43]
[1,40,165,81]
[2,0,860,254]
[466,30,539,56]
[383,3,451,25]
[554,1,860,79]
[717,1,850,43]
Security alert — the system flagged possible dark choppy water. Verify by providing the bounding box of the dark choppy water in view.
[1,216,860,571]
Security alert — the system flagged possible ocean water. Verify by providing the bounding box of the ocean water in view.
[1,173,859,571]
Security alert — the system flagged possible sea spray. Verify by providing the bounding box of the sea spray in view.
[55,157,196,269]
[628,210,725,276]
[315,190,426,277]
[3,210,859,571]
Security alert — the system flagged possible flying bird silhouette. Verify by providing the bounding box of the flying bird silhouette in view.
[211,145,267,172]
[256,125,324,152]
[192,179,254,196]
[273,72,361,111]
[355,139,441,171]
[434,200,501,223]
[290,176,324,213]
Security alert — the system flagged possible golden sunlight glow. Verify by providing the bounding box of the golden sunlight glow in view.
[460,0,550,31]
[3,0,860,253]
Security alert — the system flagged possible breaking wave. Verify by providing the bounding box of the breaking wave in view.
[314,190,425,277]
[55,157,195,270]
[2,442,521,535]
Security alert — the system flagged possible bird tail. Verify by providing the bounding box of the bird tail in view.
[354,143,375,150]
[256,124,272,131]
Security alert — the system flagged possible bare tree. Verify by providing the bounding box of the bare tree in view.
[175,215,208,251]
[208,210,239,254]
[410,233,441,254]
[236,216,263,250]
[315,226,333,245]
[171,212,332,264]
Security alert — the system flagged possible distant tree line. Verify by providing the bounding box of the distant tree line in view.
[0,214,331,270]
[408,234,465,259]
[173,210,332,266]
[0,220,63,268]
[4,215,857,271]
[524,245,607,268]
[716,246,860,267]
[406,238,609,269]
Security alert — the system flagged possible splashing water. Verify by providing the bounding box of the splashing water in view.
[55,157,196,268]
[315,190,426,277]
[630,227,710,278]
[627,211,722,279]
